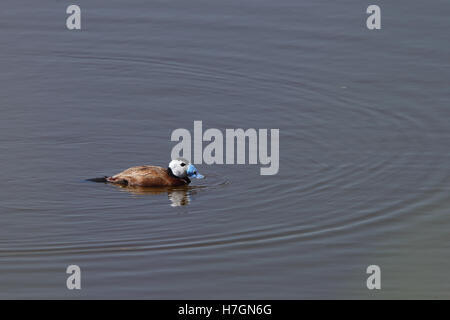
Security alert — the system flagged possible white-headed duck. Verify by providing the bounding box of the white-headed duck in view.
[88,158,204,187]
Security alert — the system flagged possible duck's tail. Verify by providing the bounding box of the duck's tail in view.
[86,176,109,183]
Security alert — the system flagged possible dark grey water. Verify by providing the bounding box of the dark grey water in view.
[1,0,450,299]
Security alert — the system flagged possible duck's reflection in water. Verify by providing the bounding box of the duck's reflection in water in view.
[167,189,190,207]
[114,185,197,207]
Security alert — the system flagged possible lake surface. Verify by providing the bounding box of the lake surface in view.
[1,0,449,299]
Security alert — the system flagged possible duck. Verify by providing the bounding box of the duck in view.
[87,158,204,187]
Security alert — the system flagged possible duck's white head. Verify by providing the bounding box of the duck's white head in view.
[168,158,204,179]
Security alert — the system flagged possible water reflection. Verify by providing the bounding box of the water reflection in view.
[114,185,195,207]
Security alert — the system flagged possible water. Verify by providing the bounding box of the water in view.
[1,0,449,299]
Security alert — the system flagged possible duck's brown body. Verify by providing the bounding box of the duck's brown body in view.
[106,165,190,187]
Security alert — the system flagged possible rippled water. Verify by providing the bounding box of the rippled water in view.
[1,0,450,299]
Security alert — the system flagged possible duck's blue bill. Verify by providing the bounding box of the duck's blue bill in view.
[187,164,204,179]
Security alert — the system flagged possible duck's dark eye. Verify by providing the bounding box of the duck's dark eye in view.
[180,163,186,167]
